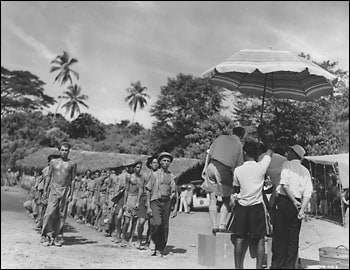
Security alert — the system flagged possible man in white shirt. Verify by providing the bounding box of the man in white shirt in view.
[231,141,273,269]
[271,145,313,269]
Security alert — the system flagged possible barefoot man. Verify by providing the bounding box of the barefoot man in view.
[41,141,77,247]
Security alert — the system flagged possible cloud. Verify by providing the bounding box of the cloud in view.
[6,21,55,61]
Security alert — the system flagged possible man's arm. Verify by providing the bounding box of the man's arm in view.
[122,175,130,209]
[136,177,145,209]
[201,149,210,179]
[170,177,178,218]
[281,184,301,210]
[69,163,77,200]
[44,162,53,196]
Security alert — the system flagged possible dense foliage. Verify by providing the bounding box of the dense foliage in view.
[1,54,348,174]
[149,73,226,156]
[1,66,56,117]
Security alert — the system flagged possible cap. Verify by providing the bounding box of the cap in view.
[288,145,306,159]
[157,152,173,163]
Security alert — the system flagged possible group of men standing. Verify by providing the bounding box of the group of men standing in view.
[201,124,313,269]
[24,142,178,256]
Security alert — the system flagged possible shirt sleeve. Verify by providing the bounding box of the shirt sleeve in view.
[236,146,244,167]
[302,173,313,199]
[280,161,292,187]
[258,154,272,173]
[233,170,240,187]
[145,173,155,192]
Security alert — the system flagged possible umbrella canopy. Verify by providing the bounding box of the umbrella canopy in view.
[202,49,337,119]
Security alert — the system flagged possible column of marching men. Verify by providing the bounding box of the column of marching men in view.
[24,150,178,255]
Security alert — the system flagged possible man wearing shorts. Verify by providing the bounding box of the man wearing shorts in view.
[231,141,273,269]
[202,127,245,234]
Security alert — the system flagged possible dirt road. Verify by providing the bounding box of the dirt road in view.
[1,186,212,269]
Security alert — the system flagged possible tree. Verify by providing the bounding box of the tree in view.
[150,73,225,156]
[184,114,237,159]
[68,113,106,141]
[124,81,150,123]
[50,51,79,86]
[1,67,55,117]
[60,84,89,119]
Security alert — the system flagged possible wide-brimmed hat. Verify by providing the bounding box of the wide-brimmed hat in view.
[146,155,159,169]
[288,145,306,159]
[157,152,173,163]
[124,159,136,167]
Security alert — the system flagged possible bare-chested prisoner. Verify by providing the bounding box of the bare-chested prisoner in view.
[41,141,77,247]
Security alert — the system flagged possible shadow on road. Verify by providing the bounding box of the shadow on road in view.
[62,235,98,246]
[165,245,187,254]
[63,223,77,233]
[300,258,319,268]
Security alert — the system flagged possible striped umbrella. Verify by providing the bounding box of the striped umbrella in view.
[201,49,337,120]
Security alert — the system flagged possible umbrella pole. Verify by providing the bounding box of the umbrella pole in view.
[260,75,267,122]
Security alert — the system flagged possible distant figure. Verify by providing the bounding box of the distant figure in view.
[318,182,328,216]
[178,185,189,213]
[341,188,349,228]
[185,186,193,213]
[41,142,77,247]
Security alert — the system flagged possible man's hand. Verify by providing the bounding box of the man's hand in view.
[297,209,305,220]
[171,209,177,218]
[293,200,301,211]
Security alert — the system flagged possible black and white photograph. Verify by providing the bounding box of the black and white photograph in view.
[1,1,349,269]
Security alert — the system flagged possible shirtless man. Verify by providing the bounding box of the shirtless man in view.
[41,142,77,247]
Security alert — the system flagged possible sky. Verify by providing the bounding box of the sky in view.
[1,1,349,129]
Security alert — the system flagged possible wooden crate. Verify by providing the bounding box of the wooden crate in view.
[319,246,349,269]
[198,234,216,266]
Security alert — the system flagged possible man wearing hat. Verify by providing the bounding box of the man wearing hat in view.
[271,145,313,269]
[145,152,178,256]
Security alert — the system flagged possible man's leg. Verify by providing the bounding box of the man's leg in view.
[208,193,219,234]
[137,217,146,248]
[160,200,171,253]
[121,215,130,247]
[234,237,245,269]
[149,200,163,255]
[218,196,231,231]
[284,217,302,269]
[256,237,265,269]
[271,197,292,269]
[179,197,183,212]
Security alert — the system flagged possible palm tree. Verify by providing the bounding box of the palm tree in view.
[124,81,150,123]
[50,51,79,86]
[60,84,89,119]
